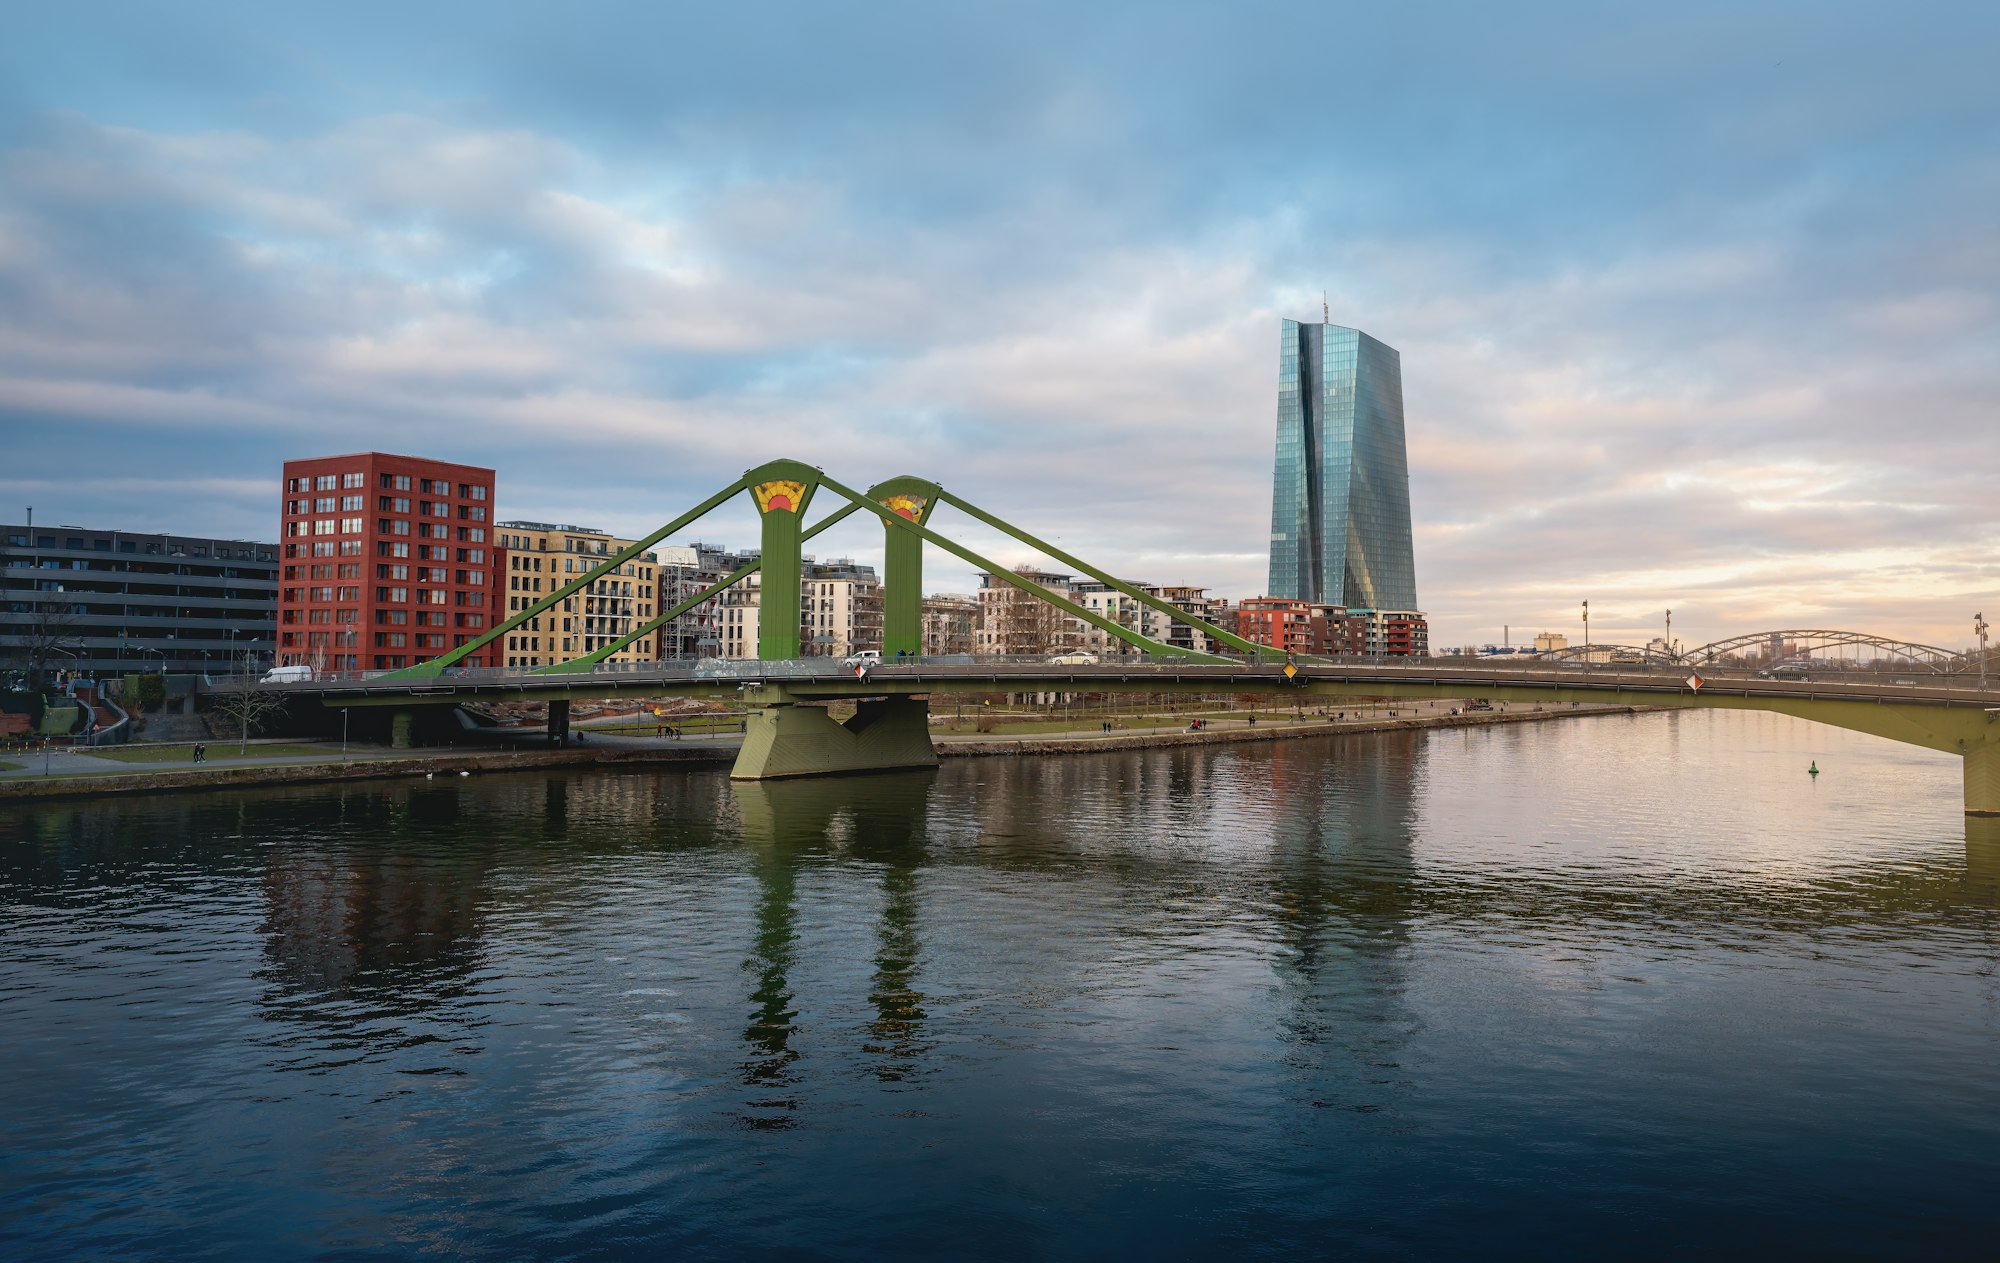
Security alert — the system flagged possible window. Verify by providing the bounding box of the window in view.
[470,486,487,501]
[312,542,337,557]
[388,520,411,536]
[340,518,362,534]
[313,519,336,535]
[314,497,336,512]
[286,478,302,493]
[314,475,338,491]
[389,587,409,603]
[342,472,365,489]
[340,495,363,511]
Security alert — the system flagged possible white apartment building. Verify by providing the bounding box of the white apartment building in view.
[717,559,884,659]
[655,542,757,658]
[922,594,979,657]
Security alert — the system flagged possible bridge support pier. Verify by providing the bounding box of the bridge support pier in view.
[731,692,937,780]
[1965,742,2000,817]
[548,699,571,747]
[391,710,414,749]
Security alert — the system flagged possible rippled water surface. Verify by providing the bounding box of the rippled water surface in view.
[5,709,2000,1259]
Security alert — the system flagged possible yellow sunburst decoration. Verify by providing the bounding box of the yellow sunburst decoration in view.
[752,480,808,514]
[880,493,929,521]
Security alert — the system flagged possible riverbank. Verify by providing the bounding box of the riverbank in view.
[0,704,1646,802]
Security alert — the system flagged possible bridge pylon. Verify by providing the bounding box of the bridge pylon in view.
[869,477,942,660]
[747,460,821,662]
[731,686,937,780]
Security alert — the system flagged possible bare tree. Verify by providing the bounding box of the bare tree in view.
[3,594,82,696]
[209,651,290,755]
[991,568,1080,655]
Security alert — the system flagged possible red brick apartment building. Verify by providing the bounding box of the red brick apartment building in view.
[1235,597,1366,657]
[277,453,506,671]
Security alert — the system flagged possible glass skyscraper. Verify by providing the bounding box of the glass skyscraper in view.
[1267,319,1418,610]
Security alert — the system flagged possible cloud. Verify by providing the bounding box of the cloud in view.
[0,2,1996,650]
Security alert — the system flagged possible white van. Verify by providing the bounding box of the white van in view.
[261,665,315,684]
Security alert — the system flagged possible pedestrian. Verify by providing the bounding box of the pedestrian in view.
[192,743,205,763]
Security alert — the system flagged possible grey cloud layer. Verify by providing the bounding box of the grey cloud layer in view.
[1,2,1995,649]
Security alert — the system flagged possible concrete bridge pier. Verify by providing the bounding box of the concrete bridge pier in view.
[731,688,938,780]
[548,699,571,747]
[1965,741,2000,817]
[1966,815,2000,892]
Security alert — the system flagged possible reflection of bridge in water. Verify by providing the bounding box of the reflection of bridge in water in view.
[233,457,2000,810]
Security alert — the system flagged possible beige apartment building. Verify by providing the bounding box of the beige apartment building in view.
[494,521,660,667]
[975,568,1083,656]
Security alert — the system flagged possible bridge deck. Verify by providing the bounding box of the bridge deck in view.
[229,658,1999,711]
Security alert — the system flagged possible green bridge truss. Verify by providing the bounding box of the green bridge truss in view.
[377,458,1274,682]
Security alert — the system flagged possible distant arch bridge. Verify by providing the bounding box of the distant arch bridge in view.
[1680,631,1960,670]
[1541,631,1962,671]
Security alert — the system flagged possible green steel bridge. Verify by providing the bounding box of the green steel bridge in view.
[255,458,2000,813]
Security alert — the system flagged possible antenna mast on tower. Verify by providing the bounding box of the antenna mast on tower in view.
[1322,291,1330,325]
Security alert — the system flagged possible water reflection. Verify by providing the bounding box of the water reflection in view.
[1261,734,1422,1104]
[7,716,2000,1259]
[731,773,938,1121]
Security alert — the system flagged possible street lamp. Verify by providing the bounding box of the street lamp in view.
[142,646,167,675]
[1665,609,1672,664]
[1978,612,1990,693]
[1581,600,1589,664]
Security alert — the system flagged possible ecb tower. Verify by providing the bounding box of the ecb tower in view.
[1267,319,1418,610]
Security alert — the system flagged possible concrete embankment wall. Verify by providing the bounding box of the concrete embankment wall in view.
[0,706,1646,804]
[938,704,1641,758]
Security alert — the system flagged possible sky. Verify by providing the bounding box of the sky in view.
[1,1,1995,653]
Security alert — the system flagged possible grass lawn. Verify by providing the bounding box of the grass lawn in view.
[0,760,22,772]
[93,743,340,763]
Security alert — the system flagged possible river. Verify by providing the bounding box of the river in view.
[4,709,1998,1259]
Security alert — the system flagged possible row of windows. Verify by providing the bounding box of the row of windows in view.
[506,552,650,577]
[285,473,368,492]
[286,473,489,499]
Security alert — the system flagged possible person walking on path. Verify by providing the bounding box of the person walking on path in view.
[192,743,206,763]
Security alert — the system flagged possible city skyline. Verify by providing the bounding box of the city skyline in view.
[1,4,1995,651]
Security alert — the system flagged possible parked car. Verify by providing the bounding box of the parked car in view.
[260,665,314,684]
[844,650,882,667]
[1048,651,1099,666]
[1758,662,1812,680]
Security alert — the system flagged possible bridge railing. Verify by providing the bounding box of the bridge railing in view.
[223,653,2000,695]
